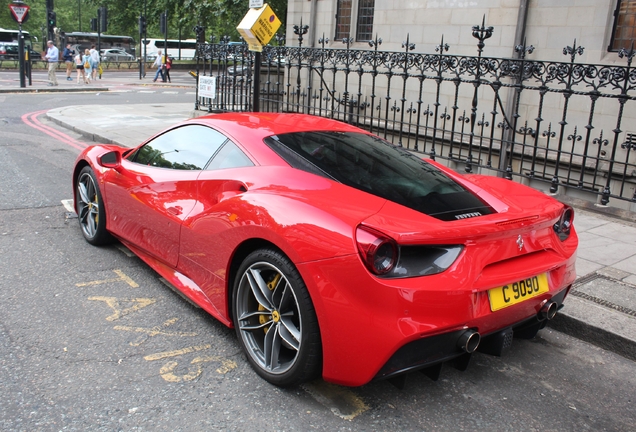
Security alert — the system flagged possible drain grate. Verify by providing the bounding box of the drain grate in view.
[571,273,636,318]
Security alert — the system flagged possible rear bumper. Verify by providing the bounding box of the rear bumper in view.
[297,249,576,387]
[373,287,569,381]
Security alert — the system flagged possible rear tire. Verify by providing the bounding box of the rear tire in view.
[233,248,322,387]
[76,166,113,245]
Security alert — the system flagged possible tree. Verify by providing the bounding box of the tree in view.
[1,0,287,47]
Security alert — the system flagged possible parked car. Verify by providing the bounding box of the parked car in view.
[0,42,42,62]
[100,48,135,61]
[72,113,578,387]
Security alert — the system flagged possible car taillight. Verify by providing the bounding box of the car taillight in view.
[356,226,398,275]
[553,205,574,241]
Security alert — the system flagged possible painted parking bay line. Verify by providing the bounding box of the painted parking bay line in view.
[301,381,369,420]
[114,317,197,346]
[88,296,157,321]
[76,269,139,288]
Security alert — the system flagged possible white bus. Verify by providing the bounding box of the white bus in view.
[65,32,136,58]
[142,39,197,60]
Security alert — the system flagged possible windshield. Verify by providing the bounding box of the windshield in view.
[265,131,494,221]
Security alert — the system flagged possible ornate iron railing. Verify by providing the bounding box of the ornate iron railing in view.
[195,23,636,208]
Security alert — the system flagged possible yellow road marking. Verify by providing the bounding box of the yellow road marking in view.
[159,361,202,382]
[302,381,369,421]
[76,269,139,288]
[88,296,156,321]
[192,355,238,374]
[114,318,197,346]
[155,353,237,382]
[143,344,212,361]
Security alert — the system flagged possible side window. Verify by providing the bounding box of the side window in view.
[206,141,254,170]
[129,124,228,170]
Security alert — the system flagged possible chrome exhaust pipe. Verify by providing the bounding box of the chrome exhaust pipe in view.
[457,330,481,353]
[538,301,558,321]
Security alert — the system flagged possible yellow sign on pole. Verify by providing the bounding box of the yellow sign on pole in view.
[236,3,281,52]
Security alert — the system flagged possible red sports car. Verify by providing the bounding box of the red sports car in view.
[72,113,577,387]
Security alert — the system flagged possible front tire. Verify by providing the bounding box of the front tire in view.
[233,249,322,387]
[76,166,112,245]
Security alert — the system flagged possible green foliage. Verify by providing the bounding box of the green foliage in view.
[2,0,287,45]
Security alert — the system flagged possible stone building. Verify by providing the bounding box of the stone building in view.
[287,0,634,63]
[275,1,636,210]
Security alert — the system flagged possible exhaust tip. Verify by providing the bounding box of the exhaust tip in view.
[539,301,558,321]
[457,330,481,353]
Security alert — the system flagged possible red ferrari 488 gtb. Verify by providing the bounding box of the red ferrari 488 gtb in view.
[73,113,577,387]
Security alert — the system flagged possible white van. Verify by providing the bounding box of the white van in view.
[142,39,197,60]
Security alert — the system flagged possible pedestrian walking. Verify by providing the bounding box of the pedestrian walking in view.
[63,44,74,81]
[44,40,59,86]
[89,45,100,81]
[82,49,93,83]
[164,55,172,83]
[152,50,164,82]
[75,51,88,84]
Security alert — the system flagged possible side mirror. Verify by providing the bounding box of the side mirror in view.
[98,150,122,169]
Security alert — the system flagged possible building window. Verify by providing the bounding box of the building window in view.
[356,0,375,42]
[335,0,352,40]
[610,0,636,51]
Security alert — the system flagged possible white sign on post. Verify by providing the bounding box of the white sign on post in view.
[198,75,216,99]
[249,0,264,8]
[9,4,30,23]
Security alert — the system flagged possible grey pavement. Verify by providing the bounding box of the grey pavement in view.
[5,71,636,363]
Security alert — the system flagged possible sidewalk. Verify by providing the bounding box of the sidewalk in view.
[0,68,195,94]
[7,74,636,363]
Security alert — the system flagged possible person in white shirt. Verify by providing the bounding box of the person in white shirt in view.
[152,50,165,82]
[89,45,100,80]
[44,40,59,86]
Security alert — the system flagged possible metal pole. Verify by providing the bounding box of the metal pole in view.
[139,16,142,80]
[18,23,25,88]
[253,51,261,112]
[97,8,101,60]
[78,0,81,31]
[143,0,147,77]
[164,9,168,81]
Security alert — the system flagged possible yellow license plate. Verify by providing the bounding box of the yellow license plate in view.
[488,273,549,312]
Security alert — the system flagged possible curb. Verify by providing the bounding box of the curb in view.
[548,312,636,361]
[0,86,108,94]
[46,113,122,147]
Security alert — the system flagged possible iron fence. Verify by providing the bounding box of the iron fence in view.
[195,23,636,208]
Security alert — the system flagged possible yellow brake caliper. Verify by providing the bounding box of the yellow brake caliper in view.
[94,194,99,224]
[259,273,281,334]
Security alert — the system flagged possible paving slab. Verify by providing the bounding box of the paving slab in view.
[550,274,636,361]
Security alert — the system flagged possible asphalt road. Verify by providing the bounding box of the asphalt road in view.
[1,90,635,431]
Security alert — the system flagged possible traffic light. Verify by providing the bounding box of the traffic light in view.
[90,18,98,32]
[47,11,56,28]
[100,7,108,33]
[138,16,146,34]
[160,12,167,36]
